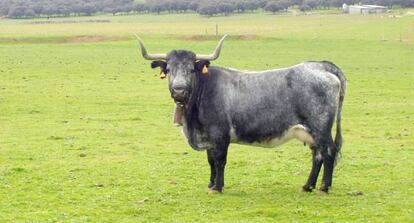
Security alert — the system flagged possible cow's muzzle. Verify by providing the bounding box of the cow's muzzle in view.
[171,86,189,104]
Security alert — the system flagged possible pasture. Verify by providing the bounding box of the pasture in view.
[1,11,414,222]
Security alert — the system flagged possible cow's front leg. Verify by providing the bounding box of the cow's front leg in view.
[208,145,229,193]
[207,150,216,188]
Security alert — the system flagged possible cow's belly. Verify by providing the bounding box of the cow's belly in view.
[230,124,315,148]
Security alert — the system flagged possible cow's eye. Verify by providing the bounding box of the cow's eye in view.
[190,69,196,74]
[164,69,170,74]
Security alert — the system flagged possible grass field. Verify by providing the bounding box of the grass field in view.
[1,10,414,222]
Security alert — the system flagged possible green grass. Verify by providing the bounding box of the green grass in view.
[1,11,414,222]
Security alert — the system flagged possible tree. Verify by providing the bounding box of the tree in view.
[217,2,235,15]
[198,2,218,17]
[8,6,27,18]
[103,6,121,15]
[25,9,36,18]
[134,3,148,13]
[189,1,199,12]
[32,5,44,15]
[264,1,283,14]
[299,4,311,11]
[235,1,247,12]
[176,0,189,13]
[80,4,95,16]
[279,0,293,10]
[302,0,320,9]
[56,6,71,17]
[245,1,260,11]
[150,2,165,14]
[257,0,269,8]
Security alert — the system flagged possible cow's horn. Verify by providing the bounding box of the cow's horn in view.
[134,34,167,60]
[196,34,228,61]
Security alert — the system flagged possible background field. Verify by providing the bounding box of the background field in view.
[1,10,413,222]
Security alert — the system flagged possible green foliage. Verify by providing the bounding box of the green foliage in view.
[265,1,285,14]
[2,0,414,18]
[0,11,414,222]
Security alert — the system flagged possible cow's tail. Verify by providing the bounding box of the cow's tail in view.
[323,61,346,165]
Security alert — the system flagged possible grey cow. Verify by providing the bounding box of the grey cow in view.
[136,35,346,194]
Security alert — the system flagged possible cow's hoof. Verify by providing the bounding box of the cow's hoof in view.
[208,187,222,194]
[302,185,314,192]
[208,182,215,189]
[319,188,329,195]
[208,188,222,194]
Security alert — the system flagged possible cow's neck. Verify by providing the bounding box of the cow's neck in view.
[182,72,206,130]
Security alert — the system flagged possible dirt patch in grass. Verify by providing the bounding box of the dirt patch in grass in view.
[181,35,211,41]
[65,35,128,43]
[28,19,111,24]
[0,35,128,44]
[234,34,258,40]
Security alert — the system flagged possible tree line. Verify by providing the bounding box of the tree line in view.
[1,0,413,19]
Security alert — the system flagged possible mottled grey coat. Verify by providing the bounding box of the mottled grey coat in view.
[150,50,346,193]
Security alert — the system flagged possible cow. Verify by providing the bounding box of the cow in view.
[135,35,346,194]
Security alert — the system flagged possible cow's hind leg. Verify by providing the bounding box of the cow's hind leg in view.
[303,147,323,192]
[320,138,337,193]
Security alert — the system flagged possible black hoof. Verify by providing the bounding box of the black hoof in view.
[208,188,222,193]
[208,185,222,193]
[302,185,314,192]
[208,182,215,189]
[319,187,330,194]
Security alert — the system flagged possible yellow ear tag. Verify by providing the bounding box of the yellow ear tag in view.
[160,71,167,79]
[202,65,208,74]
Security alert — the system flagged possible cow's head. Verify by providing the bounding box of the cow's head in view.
[135,35,227,105]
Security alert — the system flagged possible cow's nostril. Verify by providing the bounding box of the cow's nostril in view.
[172,87,188,99]
[173,86,186,94]
[174,89,185,95]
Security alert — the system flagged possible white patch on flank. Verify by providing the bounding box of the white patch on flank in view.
[230,124,315,148]
[315,151,322,161]
[327,147,333,157]
[229,127,237,142]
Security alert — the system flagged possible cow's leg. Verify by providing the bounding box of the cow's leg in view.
[303,147,323,192]
[208,145,229,193]
[320,138,337,193]
[207,150,216,188]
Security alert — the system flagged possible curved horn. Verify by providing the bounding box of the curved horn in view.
[196,34,228,61]
[134,34,167,60]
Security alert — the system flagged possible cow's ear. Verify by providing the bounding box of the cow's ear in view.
[195,60,210,75]
[151,61,167,79]
[151,61,167,70]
